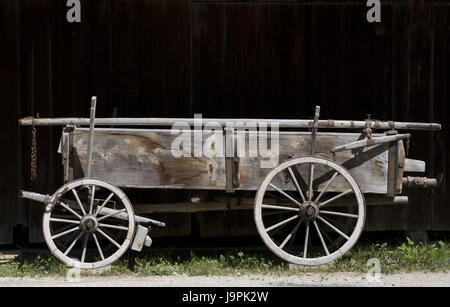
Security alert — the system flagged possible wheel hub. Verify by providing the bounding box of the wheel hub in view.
[80,215,98,233]
[299,201,319,221]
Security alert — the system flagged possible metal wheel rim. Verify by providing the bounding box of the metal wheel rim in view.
[42,178,136,269]
[254,156,365,266]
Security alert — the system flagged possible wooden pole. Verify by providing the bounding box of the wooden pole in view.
[18,116,441,131]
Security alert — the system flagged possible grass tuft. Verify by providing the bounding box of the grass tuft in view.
[0,238,449,278]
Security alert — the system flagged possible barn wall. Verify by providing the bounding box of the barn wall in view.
[0,0,448,243]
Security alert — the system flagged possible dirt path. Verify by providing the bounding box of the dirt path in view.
[1,272,449,287]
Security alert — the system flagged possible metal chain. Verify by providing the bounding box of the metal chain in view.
[406,137,410,156]
[30,115,38,181]
[365,114,373,140]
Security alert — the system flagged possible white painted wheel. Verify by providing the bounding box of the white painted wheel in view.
[254,156,365,266]
[43,178,135,269]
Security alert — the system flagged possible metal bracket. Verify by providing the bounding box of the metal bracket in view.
[224,127,240,193]
[131,224,151,252]
[387,133,400,197]
[310,106,320,155]
[60,125,75,183]
[364,114,373,139]
[86,96,97,178]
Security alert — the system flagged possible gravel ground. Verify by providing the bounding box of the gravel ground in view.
[0,272,449,287]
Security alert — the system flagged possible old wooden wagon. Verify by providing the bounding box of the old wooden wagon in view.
[18,97,441,269]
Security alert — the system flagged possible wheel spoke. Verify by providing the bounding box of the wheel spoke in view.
[279,220,302,249]
[265,215,298,232]
[287,167,306,202]
[51,226,80,240]
[59,224,80,245]
[316,216,350,240]
[81,233,90,263]
[261,204,299,212]
[64,232,83,256]
[89,185,96,215]
[314,171,339,203]
[97,208,127,222]
[313,220,329,256]
[320,210,358,219]
[94,193,115,217]
[318,189,353,208]
[268,183,302,207]
[49,218,80,225]
[57,201,82,220]
[99,223,128,231]
[71,188,87,216]
[303,222,309,258]
[92,233,105,260]
[96,228,121,248]
[308,163,314,200]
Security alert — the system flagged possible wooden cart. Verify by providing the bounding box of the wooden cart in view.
[19,97,441,269]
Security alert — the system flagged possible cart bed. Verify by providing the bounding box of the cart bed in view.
[64,128,416,194]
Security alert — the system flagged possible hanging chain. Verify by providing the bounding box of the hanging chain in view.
[365,114,373,140]
[30,114,38,181]
[406,137,410,156]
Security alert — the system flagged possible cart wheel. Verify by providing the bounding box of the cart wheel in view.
[254,156,365,266]
[43,178,136,269]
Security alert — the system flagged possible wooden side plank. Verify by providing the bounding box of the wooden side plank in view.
[70,128,409,194]
[238,131,392,194]
[73,128,227,190]
[404,158,426,172]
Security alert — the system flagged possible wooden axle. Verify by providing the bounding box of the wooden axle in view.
[402,176,438,188]
[132,196,409,214]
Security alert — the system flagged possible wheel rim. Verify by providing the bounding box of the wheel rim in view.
[43,179,135,269]
[254,156,365,266]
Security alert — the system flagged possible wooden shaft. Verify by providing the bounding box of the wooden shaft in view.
[18,117,441,131]
[330,133,411,153]
[19,189,165,226]
[19,190,50,203]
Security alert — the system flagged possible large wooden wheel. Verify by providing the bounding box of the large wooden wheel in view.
[43,178,135,269]
[254,156,365,266]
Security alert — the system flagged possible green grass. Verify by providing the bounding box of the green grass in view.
[1,238,449,278]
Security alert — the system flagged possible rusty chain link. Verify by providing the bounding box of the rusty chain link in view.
[406,137,410,156]
[30,115,38,181]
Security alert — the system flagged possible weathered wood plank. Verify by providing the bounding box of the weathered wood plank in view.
[238,131,394,194]
[73,128,227,190]
[71,128,407,194]
[0,0,21,244]
[404,158,425,172]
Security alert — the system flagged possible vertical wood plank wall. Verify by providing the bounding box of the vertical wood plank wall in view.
[0,0,448,243]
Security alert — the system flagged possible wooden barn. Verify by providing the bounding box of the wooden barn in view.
[0,0,449,245]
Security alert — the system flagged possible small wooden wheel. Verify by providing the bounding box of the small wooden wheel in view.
[43,178,135,269]
[254,156,365,266]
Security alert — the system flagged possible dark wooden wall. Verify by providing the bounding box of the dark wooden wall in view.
[0,0,449,243]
